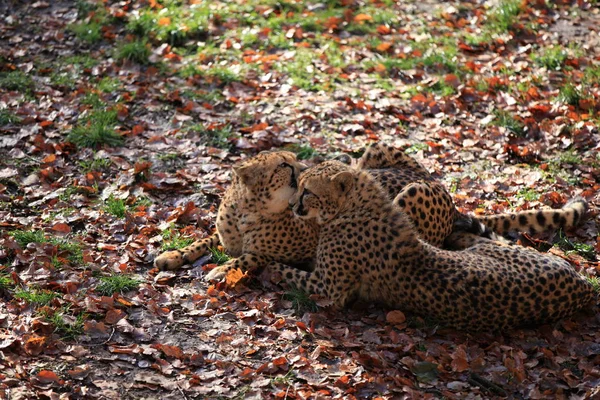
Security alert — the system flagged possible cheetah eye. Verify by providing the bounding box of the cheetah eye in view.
[301,189,312,198]
[279,162,291,169]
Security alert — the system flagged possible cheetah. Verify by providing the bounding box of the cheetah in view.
[154,151,319,277]
[154,145,587,279]
[350,143,588,247]
[268,161,596,331]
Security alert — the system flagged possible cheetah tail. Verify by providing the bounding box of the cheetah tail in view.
[462,198,588,236]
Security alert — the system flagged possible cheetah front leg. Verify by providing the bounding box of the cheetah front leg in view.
[204,253,273,281]
[154,233,220,270]
[267,261,357,308]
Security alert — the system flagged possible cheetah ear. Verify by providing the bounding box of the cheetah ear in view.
[233,164,256,186]
[331,171,354,196]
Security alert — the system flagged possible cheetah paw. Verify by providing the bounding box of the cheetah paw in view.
[153,251,185,271]
[204,265,229,282]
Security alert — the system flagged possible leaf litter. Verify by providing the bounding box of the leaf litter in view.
[0,0,599,398]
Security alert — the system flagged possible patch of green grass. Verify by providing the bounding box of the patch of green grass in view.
[486,0,522,33]
[553,150,582,166]
[96,275,141,296]
[542,150,583,184]
[368,57,417,75]
[532,46,568,70]
[67,109,123,148]
[160,228,194,252]
[8,229,85,265]
[50,72,77,89]
[14,288,61,306]
[157,152,179,162]
[0,273,13,290]
[209,248,230,265]
[405,142,429,154]
[463,33,492,47]
[58,187,79,202]
[78,157,112,173]
[492,109,525,136]
[555,231,596,261]
[68,22,103,43]
[63,54,99,69]
[8,230,46,247]
[180,88,225,104]
[516,188,539,202]
[278,48,326,91]
[97,77,121,93]
[207,66,243,85]
[583,64,600,81]
[286,144,319,160]
[178,64,202,79]
[127,6,211,46]
[0,109,21,125]
[0,71,34,93]
[283,288,318,314]
[43,307,86,340]
[265,32,295,50]
[104,195,127,218]
[58,241,85,266]
[425,80,457,96]
[558,81,587,106]
[115,40,151,65]
[586,276,600,293]
[75,0,99,16]
[80,92,105,108]
[421,46,459,73]
[187,124,235,149]
[271,369,296,388]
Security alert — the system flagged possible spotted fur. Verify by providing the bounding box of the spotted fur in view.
[154,151,318,276]
[271,161,596,331]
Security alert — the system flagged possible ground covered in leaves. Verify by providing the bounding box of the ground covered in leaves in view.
[1,0,600,398]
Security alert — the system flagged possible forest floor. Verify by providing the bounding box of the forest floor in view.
[1,0,600,398]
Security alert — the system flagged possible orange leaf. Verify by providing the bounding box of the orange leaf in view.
[132,125,144,135]
[134,161,152,174]
[376,42,392,52]
[39,120,53,128]
[386,310,406,325]
[42,154,56,163]
[451,345,469,372]
[24,335,47,355]
[158,17,171,26]
[240,122,268,133]
[105,309,126,324]
[272,356,288,366]
[377,25,391,34]
[354,14,373,22]
[444,74,460,88]
[158,344,184,359]
[374,63,386,73]
[225,268,246,287]
[52,222,71,233]
[37,370,60,384]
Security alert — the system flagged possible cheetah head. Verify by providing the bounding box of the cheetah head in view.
[233,151,307,213]
[290,161,355,224]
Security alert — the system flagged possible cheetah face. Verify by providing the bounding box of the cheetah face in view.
[233,151,307,213]
[290,161,355,224]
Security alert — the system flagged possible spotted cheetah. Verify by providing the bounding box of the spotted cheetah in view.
[351,143,588,247]
[154,151,319,277]
[269,161,596,331]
